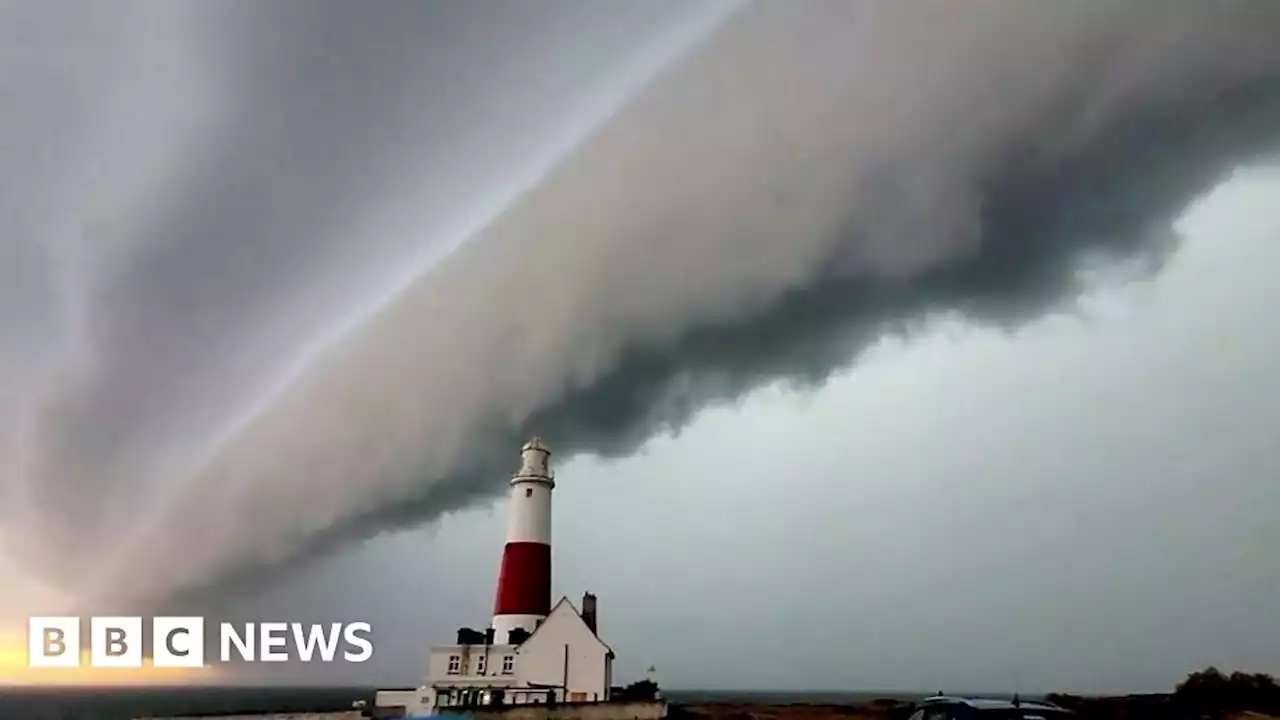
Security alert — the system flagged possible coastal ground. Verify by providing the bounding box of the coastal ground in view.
[0,686,1277,719]
[674,699,1280,720]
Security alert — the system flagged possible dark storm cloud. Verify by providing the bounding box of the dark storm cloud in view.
[0,0,715,610]
[4,0,1280,619]
[136,0,1280,614]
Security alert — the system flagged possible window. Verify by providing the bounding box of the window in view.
[525,488,533,497]
[447,654,461,674]
[476,654,487,674]
[501,655,514,674]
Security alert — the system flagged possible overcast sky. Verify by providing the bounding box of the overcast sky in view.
[1,0,1278,694]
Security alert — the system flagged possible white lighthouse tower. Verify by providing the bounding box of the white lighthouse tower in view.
[491,437,555,642]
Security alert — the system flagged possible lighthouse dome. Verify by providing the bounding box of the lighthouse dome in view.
[522,436,550,454]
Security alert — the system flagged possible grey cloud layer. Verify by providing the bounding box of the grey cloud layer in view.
[0,0,716,612]
[3,0,1280,616]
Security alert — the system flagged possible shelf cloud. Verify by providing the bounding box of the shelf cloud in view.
[2,0,1279,618]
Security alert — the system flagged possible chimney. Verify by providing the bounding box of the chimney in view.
[581,592,598,634]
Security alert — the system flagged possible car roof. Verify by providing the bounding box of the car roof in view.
[920,696,1068,713]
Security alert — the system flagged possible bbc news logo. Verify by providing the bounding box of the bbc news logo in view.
[28,617,373,668]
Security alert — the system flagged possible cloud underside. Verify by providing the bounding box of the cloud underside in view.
[5,1,1280,616]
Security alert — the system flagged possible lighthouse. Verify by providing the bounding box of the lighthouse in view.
[376,436,628,716]
[491,437,555,642]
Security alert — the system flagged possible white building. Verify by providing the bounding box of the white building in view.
[422,594,615,712]
[376,440,618,717]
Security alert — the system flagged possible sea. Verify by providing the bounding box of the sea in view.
[0,687,1023,720]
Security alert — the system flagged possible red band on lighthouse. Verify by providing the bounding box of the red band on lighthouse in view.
[493,542,552,617]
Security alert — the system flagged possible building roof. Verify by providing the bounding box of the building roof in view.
[430,643,518,652]
[515,596,614,658]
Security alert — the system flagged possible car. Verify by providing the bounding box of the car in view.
[907,695,1073,720]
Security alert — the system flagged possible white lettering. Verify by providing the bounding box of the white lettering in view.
[291,622,342,662]
[259,622,288,662]
[342,622,373,662]
[220,623,255,662]
[26,617,373,667]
